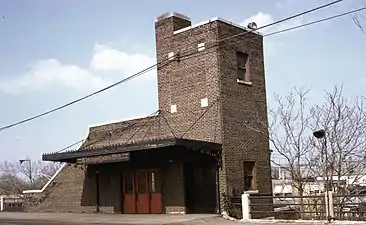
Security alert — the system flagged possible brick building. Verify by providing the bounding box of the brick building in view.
[37,12,272,214]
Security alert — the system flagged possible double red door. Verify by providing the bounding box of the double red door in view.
[123,169,162,214]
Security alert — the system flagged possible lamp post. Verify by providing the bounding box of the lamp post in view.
[313,130,329,189]
[313,129,332,221]
[19,159,32,188]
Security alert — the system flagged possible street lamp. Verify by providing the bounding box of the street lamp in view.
[19,159,32,188]
[313,129,325,139]
[313,129,331,221]
[312,129,329,188]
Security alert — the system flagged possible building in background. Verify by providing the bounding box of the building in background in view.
[30,12,272,214]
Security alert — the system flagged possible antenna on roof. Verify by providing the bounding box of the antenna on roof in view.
[247,22,257,30]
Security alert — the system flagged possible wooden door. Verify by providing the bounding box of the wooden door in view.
[123,171,136,214]
[136,170,150,214]
[149,170,163,214]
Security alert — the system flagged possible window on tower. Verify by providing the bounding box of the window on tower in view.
[243,161,255,191]
[236,52,252,85]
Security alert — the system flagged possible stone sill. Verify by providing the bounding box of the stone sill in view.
[237,79,253,86]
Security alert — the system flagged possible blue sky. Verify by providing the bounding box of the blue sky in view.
[0,0,365,161]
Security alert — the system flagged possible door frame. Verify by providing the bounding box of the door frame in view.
[122,168,163,214]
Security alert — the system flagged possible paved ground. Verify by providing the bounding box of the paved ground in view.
[0,213,364,225]
[0,212,239,225]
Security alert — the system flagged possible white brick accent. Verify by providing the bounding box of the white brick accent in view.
[170,104,177,113]
[198,43,205,51]
[237,79,253,86]
[168,52,175,60]
[200,98,208,107]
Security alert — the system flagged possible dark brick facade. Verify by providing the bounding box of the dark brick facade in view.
[154,13,272,209]
[29,12,272,214]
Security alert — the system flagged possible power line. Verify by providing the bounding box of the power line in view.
[217,0,344,43]
[264,6,366,37]
[178,0,344,60]
[180,97,220,139]
[0,65,157,132]
[0,0,346,132]
[55,139,85,153]
[75,110,159,151]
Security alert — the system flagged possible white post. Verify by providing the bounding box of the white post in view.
[328,191,334,220]
[242,193,250,220]
[325,191,329,218]
[0,195,4,212]
[242,190,259,220]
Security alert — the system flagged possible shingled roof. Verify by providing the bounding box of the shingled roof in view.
[42,97,221,160]
[79,111,177,151]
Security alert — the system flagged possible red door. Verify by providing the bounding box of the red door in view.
[136,170,150,214]
[122,169,163,214]
[123,171,136,214]
[149,170,163,214]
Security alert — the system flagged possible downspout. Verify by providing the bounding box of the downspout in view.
[96,166,100,213]
[215,19,226,214]
[215,163,221,214]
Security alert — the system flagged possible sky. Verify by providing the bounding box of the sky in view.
[0,0,365,161]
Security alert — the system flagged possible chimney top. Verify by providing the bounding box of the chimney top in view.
[155,12,191,23]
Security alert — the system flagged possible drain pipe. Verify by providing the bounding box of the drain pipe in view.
[96,167,100,213]
[215,164,221,214]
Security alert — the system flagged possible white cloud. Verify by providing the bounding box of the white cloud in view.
[0,59,108,94]
[0,44,156,94]
[90,44,155,74]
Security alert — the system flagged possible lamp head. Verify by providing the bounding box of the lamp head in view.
[313,129,326,139]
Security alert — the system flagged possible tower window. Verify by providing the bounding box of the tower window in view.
[236,52,252,85]
[243,161,255,191]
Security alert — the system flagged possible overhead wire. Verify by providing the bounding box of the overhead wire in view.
[46,110,160,155]
[264,6,366,37]
[0,0,347,132]
[180,98,220,139]
[73,110,159,151]
[55,139,85,153]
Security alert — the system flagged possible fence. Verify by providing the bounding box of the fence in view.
[333,194,366,221]
[234,191,366,221]
[0,195,24,212]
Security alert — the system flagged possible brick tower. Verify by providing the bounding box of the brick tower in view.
[155,12,272,208]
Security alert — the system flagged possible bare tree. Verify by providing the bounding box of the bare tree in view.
[0,173,27,195]
[351,13,366,34]
[310,86,366,193]
[269,87,314,197]
[0,159,61,190]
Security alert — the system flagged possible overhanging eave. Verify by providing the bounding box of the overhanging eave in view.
[42,138,221,163]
